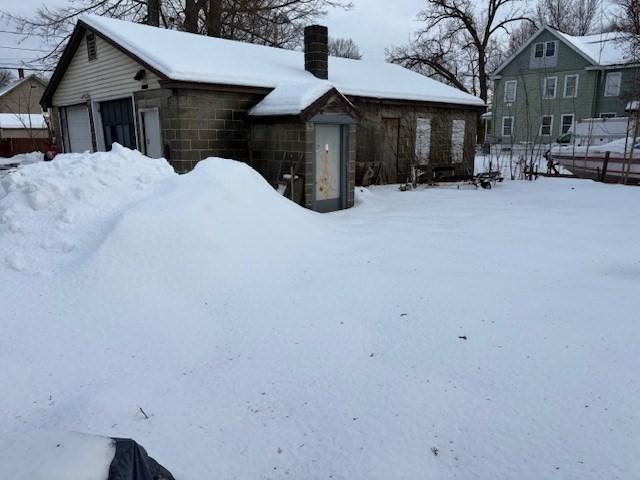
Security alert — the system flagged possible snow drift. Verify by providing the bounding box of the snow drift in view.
[1,147,639,479]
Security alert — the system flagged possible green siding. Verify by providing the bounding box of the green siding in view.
[491,28,640,145]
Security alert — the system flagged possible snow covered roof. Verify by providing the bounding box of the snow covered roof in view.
[493,27,638,76]
[0,113,47,130]
[72,15,484,108]
[0,75,46,98]
[552,30,636,66]
[248,80,351,117]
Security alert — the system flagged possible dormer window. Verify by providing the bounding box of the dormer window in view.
[533,41,557,59]
[545,41,556,57]
[86,32,97,61]
[534,43,544,58]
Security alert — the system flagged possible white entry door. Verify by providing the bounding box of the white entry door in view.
[314,124,344,212]
[65,105,92,153]
[141,109,162,158]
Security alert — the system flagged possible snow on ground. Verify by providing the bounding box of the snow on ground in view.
[1,147,639,479]
[0,151,43,167]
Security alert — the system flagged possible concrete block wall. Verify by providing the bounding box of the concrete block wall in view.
[249,122,307,189]
[351,98,479,183]
[135,87,264,172]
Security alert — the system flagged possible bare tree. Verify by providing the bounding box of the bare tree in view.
[610,0,640,60]
[536,0,600,36]
[2,0,352,68]
[386,0,532,103]
[0,69,14,89]
[328,37,362,59]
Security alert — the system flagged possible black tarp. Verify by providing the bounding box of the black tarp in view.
[108,438,175,480]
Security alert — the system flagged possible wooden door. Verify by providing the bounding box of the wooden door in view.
[382,118,399,183]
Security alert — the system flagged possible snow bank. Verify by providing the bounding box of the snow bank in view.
[0,151,44,166]
[0,144,174,273]
[1,148,639,479]
[0,431,115,480]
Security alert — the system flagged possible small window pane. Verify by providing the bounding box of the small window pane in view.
[561,115,573,134]
[545,41,556,57]
[502,117,513,136]
[564,75,578,97]
[544,77,557,98]
[604,72,621,96]
[540,116,553,136]
[534,43,544,58]
[504,80,517,102]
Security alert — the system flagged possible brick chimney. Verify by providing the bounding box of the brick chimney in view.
[18,67,24,79]
[304,25,328,80]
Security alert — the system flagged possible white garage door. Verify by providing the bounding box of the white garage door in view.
[65,105,92,153]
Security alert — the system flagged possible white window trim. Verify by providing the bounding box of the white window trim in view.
[533,42,544,58]
[560,114,574,134]
[545,41,557,57]
[504,80,517,103]
[563,74,579,98]
[540,115,554,136]
[543,76,558,99]
[604,72,622,97]
[502,116,514,137]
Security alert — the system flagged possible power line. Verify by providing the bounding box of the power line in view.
[0,64,53,71]
[0,29,66,38]
[0,45,49,53]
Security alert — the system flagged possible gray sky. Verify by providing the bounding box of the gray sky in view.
[0,0,424,75]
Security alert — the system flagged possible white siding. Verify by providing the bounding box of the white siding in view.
[52,34,161,106]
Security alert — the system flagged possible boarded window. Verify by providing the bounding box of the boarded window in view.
[415,117,431,164]
[86,32,97,61]
[604,72,621,97]
[451,119,465,164]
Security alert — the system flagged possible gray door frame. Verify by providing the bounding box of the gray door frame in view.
[311,117,351,213]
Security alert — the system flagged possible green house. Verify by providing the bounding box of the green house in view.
[490,27,639,147]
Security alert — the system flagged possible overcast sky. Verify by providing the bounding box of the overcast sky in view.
[0,0,425,75]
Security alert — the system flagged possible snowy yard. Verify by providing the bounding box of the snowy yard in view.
[1,147,639,479]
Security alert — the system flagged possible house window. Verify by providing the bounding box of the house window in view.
[564,74,579,98]
[600,112,616,118]
[534,43,544,58]
[86,32,97,61]
[451,119,465,163]
[543,77,557,99]
[604,72,621,97]
[540,115,553,136]
[502,116,514,137]
[415,117,431,164]
[545,41,556,57]
[561,114,574,134]
[504,80,517,103]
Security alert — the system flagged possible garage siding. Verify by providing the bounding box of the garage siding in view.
[52,34,161,106]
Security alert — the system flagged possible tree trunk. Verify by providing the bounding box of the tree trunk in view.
[147,0,160,27]
[206,0,223,37]
[477,49,488,144]
[184,0,199,33]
